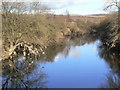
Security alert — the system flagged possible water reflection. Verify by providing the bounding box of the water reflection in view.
[98,44,120,88]
[98,45,120,76]
[2,56,48,88]
[101,72,120,88]
[2,35,120,88]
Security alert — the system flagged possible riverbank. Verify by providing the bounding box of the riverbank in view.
[89,13,120,55]
[2,12,120,61]
[2,13,102,61]
[2,33,120,88]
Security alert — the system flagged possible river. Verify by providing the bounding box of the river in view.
[2,37,120,88]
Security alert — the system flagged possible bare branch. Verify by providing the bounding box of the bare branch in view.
[104,0,120,10]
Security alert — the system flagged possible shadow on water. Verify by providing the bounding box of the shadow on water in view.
[1,35,120,88]
[98,44,120,88]
[2,55,48,88]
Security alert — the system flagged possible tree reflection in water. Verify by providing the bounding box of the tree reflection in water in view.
[102,72,120,88]
[2,35,120,88]
[98,44,120,88]
[1,35,99,88]
[2,55,48,88]
[1,35,98,88]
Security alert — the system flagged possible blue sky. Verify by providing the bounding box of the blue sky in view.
[41,0,108,15]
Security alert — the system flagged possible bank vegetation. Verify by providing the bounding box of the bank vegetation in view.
[1,2,98,61]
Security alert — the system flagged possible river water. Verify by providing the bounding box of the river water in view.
[2,37,120,88]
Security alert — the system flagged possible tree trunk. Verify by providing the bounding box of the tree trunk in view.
[2,42,38,60]
[2,42,22,60]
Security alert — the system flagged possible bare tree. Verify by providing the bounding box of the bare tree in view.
[104,0,120,9]
[29,2,50,14]
[2,2,40,60]
[2,1,51,61]
[29,2,40,14]
[104,0,120,32]
[65,10,71,22]
[2,2,27,16]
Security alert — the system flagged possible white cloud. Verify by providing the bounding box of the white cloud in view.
[92,46,97,51]
[42,0,103,3]
[54,53,63,62]
[41,0,103,9]
[2,0,104,9]
[3,0,103,3]
[3,0,106,15]
[45,1,70,9]
[69,48,80,58]
[96,10,108,14]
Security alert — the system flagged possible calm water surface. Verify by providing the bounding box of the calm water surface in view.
[39,40,109,88]
[2,38,120,88]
